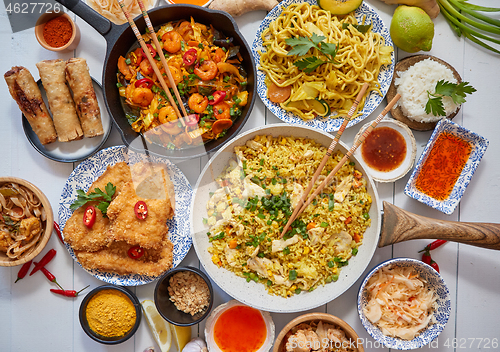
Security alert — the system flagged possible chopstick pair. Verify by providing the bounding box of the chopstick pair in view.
[280,92,402,238]
[116,0,188,124]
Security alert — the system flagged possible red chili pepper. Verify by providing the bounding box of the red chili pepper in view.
[134,77,155,89]
[40,266,64,290]
[430,260,440,273]
[134,201,148,220]
[421,251,432,265]
[128,245,145,260]
[50,285,90,298]
[183,48,198,66]
[185,113,200,127]
[208,90,226,105]
[53,221,65,245]
[142,43,157,58]
[30,249,56,276]
[418,240,448,253]
[83,205,96,229]
[15,260,32,283]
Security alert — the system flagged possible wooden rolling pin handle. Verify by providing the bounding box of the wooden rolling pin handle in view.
[379,201,500,250]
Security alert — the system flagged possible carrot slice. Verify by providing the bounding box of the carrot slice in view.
[118,56,131,76]
[268,82,291,103]
[212,119,233,135]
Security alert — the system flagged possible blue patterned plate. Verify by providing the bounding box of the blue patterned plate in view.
[404,119,489,214]
[251,0,394,132]
[358,258,451,350]
[58,146,193,286]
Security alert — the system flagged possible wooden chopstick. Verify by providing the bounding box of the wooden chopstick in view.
[135,0,189,119]
[280,83,370,237]
[284,93,402,233]
[116,0,185,123]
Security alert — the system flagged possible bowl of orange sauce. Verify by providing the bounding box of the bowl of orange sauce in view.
[404,119,489,214]
[205,300,274,352]
[354,119,416,183]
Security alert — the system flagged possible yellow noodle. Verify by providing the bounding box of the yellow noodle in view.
[259,3,393,120]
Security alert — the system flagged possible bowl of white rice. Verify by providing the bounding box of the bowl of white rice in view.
[386,55,462,131]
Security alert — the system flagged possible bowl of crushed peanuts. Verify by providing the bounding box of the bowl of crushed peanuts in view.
[154,266,214,326]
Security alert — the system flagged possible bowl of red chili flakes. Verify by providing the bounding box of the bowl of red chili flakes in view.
[35,12,81,52]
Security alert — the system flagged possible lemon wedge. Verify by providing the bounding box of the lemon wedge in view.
[141,300,172,352]
[171,325,192,352]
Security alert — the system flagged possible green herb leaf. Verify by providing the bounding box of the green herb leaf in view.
[425,96,446,116]
[294,56,327,73]
[426,80,476,116]
[342,22,372,34]
[289,269,297,281]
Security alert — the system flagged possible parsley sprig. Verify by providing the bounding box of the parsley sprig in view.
[425,80,476,117]
[285,33,339,73]
[70,182,116,217]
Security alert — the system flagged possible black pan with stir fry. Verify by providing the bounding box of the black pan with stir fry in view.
[117,18,250,150]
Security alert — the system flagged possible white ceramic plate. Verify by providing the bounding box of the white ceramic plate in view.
[22,78,112,163]
[354,119,417,183]
[58,145,193,286]
[191,124,381,313]
[251,0,394,132]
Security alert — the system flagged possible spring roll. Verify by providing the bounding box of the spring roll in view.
[65,58,104,138]
[36,59,83,142]
[4,66,57,145]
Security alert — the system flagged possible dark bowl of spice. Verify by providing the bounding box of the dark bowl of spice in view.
[155,266,214,326]
[79,285,141,344]
[35,12,80,52]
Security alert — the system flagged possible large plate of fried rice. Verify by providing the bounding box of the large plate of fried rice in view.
[191,125,381,313]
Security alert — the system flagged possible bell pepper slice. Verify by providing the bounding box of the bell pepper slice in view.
[208,90,226,105]
[142,43,157,58]
[135,78,154,89]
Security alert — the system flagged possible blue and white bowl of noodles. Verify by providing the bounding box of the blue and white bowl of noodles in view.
[357,258,451,350]
[251,0,395,132]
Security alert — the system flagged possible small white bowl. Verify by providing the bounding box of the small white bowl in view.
[357,258,451,350]
[205,300,274,352]
[354,119,416,183]
[404,119,488,214]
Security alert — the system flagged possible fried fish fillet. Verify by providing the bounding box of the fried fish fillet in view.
[106,180,174,249]
[75,239,174,277]
[63,161,132,252]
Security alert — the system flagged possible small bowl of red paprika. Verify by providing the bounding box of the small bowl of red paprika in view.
[35,12,80,52]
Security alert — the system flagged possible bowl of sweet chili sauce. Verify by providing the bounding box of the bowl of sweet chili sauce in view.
[354,119,417,183]
[404,119,489,214]
[205,300,275,352]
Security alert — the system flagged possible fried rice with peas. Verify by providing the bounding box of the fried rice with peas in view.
[205,135,372,297]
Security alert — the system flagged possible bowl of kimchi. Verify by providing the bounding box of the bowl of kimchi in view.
[357,258,451,350]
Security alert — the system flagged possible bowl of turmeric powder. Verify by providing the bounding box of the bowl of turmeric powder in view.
[35,12,80,52]
[79,285,141,344]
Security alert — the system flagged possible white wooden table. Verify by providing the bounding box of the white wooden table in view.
[1,1,500,351]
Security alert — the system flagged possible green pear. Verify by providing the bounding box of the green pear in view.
[390,5,434,53]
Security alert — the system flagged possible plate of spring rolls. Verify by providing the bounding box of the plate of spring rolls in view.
[4,58,111,162]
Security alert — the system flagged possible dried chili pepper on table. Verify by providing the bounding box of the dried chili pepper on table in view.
[419,240,447,253]
[421,251,432,265]
[50,285,90,297]
[39,266,64,290]
[15,260,32,283]
[30,248,56,276]
[430,259,440,273]
[53,221,65,245]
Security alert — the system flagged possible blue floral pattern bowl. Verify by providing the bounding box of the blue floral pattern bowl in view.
[58,146,193,286]
[404,119,489,214]
[357,258,451,350]
[251,0,394,132]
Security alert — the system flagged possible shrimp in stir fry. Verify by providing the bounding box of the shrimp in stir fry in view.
[117,18,249,150]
